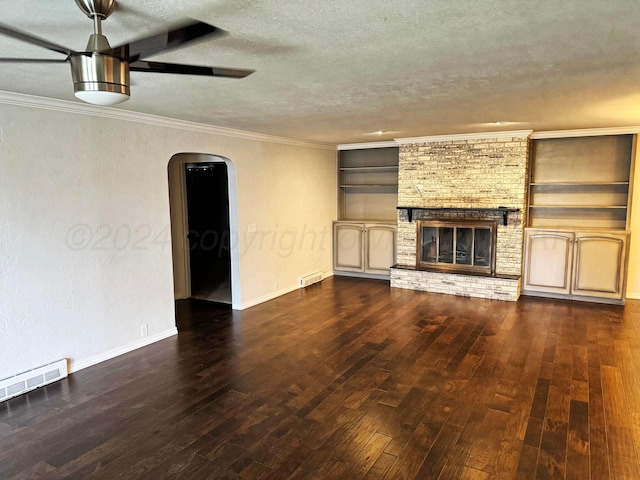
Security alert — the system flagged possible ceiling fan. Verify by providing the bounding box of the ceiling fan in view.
[0,0,254,106]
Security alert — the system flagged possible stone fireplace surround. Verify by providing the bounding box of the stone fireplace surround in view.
[390,131,531,301]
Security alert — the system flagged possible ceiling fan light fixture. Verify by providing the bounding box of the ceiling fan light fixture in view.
[74,88,129,105]
[70,53,130,105]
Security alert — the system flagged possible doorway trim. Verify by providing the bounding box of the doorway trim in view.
[168,152,242,309]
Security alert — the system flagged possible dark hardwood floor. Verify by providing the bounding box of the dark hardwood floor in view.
[2,276,640,479]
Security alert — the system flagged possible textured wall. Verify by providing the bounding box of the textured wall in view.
[392,134,529,299]
[0,99,336,379]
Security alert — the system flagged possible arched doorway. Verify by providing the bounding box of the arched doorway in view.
[167,153,241,309]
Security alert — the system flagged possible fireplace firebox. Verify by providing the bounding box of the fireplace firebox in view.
[416,220,497,275]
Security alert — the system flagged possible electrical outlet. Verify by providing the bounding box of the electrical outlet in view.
[274,281,278,291]
[141,324,148,337]
[248,223,257,233]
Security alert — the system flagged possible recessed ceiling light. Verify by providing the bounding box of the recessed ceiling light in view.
[493,121,511,125]
[364,129,400,136]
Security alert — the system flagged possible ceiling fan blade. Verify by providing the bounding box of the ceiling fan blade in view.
[102,20,227,62]
[130,60,254,78]
[0,23,73,57]
[0,58,68,63]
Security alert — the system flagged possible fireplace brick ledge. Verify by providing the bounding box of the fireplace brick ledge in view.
[390,265,521,301]
[396,206,520,225]
[391,264,520,280]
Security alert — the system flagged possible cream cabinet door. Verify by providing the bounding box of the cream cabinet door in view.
[364,224,397,275]
[333,222,364,272]
[522,229,573,295]
[572,232,628,300]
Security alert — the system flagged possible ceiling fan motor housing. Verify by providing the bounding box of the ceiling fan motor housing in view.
[70,33,129,105]
[70,52,130,104]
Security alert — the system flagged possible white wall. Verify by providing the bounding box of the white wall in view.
[0,96,337,379]
[168,151,337,307]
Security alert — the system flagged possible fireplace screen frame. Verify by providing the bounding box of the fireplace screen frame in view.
[416,219,497,275]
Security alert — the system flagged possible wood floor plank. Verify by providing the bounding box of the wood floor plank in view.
[1,278,639,479]
[587,314,611,480]
[566,399,589,480]
[337,432,392,479]
[382,402,451,479]
[514,444,540,480]
[363,452,397,480]
[601,365,640,479]
[466,409,510,471]
[491,372,539,479]
[535,418,568,479]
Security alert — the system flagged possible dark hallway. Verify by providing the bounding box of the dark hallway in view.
[185,162,232,304]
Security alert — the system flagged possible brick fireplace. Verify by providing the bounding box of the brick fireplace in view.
[390,131,531,301]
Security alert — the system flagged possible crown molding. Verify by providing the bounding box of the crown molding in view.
[394,130,533,144]
[0,90,335,150]
[337,140,399,150]
[530,126,640,139]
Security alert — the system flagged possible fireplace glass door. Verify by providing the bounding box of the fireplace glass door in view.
[417,220,496,275]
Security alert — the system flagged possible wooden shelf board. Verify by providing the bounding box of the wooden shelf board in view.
[341,184,398,188]
[529,205,627,209]
[530,181,629,186]
[340,166,398,171]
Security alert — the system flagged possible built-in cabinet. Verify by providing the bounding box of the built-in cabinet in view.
[334,146,399,277]
[333,222,397,276]
[522,228,629,301]
[522,134,635,304]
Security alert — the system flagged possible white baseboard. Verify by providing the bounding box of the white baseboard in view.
[69,327,178,373]
[239,271,334,310]
[240,284,300,310]
[323,271,334,280]
[626,292,640,300]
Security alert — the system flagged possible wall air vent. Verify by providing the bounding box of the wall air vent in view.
[299,270,323,288]
[0,359,68,403]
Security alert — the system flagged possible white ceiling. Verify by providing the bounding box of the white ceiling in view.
[1,0,640,145]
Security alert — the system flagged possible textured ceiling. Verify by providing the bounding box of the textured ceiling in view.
[1,0,640,144]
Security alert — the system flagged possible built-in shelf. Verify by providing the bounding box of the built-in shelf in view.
[528,135,634,230]
[397,206,520,225]
[339,147,399,222]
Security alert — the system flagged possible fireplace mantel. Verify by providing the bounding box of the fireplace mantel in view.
[396,206,520,225]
